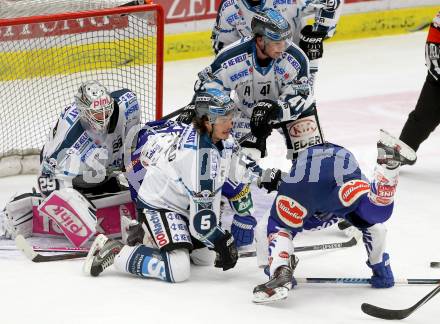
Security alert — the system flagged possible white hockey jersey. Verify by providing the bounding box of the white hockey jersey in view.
[198,37,314,149]
[131,121,254,242]
[212,0,342,53]
[40,89,141,189]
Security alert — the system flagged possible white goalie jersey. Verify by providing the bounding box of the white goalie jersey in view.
[40,89,141,191]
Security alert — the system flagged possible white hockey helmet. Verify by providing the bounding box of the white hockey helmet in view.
[74,81,114,132]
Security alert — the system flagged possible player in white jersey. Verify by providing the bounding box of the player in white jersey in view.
[212,0,342,87]
[0,81,141,246]
[189,8,326,248]
[83,89,260,282]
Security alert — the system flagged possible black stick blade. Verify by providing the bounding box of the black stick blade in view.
[361,303,410,320]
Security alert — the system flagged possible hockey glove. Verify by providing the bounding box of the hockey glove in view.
[231,215,257,248]
[367,253,395,288]
[299,25,326,61]
[250,99,281,140]
[213,231,238,271]
[176,104,196,124]
[258,168,282,193]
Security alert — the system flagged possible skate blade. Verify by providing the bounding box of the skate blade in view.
[379,129,417,164]
[83,234,108,276]
[252,287,289,304]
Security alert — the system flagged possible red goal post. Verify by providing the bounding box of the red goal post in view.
[0,3,164,176]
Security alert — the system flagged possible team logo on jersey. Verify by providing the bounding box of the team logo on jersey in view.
[338,180,370,207]
[275,195,307,228]
[288,118,317,138]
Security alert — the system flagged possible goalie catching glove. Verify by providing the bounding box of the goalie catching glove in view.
[250,99,281,139]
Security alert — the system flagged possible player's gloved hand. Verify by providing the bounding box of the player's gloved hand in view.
[126,219,145,246]
[299,25,326,61]
[367,253,395,288]
[258,168,282,193]
[250,99,281,139]
[213,230,238,271]
[231,214,257,248]
[310,0,339,10]
[176,104,196,124]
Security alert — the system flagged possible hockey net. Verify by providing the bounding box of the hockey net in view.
[0,0,163,176]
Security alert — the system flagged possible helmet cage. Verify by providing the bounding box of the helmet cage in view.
[75,81,114,132]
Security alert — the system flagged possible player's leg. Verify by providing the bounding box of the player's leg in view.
[399,73,440,152]
[84,209,193,283]
[342,130,416,288]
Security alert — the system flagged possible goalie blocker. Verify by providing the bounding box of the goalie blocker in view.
[0,189,137,246]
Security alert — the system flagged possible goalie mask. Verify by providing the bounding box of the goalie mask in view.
[251,8,291,42]
[194,89,236,124]
[75,81,114,132]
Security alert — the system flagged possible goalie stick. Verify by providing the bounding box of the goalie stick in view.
[361,284,440,320]
[238,236,357,258]
[15,235,87,262]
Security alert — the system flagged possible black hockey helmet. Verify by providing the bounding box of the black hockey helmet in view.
[251,8,291,41]
[194,88,236,124]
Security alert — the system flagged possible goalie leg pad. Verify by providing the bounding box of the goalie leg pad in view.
[141,209,193,252]
[114,245,190,283]
[38,188,97,247]
[1,193,35,239]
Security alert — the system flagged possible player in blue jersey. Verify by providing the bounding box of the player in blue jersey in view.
[252,130,417,303]
[1,81,141,245]
[83,89,262,283]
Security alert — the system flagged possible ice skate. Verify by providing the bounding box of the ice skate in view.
[253,255,298,304]
[83,234,123,277]
[377,129,417,168]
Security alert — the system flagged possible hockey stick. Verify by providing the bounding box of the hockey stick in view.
[295,278,440,285]
[0,244,88,253]
[238,236,357,258]
[15,235,87,263]
[431,261,440,268]
[361,284,440,320]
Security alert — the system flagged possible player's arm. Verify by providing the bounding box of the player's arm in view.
[211,0,241,54]
[39,107,83,195]
[427,12,440,81]
[299,0,342,61]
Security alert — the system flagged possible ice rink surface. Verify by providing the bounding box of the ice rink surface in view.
[1,31,440,324]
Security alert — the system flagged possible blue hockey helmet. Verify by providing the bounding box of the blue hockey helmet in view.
[251,8,291,41]
[194,88,236,124]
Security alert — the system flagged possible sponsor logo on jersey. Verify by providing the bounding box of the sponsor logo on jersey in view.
[146,210,169,248]
[230,68,249,82]
[41,205,90,237]
[72,133,90,151]
[230,185,250,201]
[274,0,295,5]
[282,52,301,72]
[279,251,290,259]
[226,12,240,24]
[221,53,247,69]
[124,103,139,119]
[338,180,370,207]
[275,195,307,228]
[288,118,317,138]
